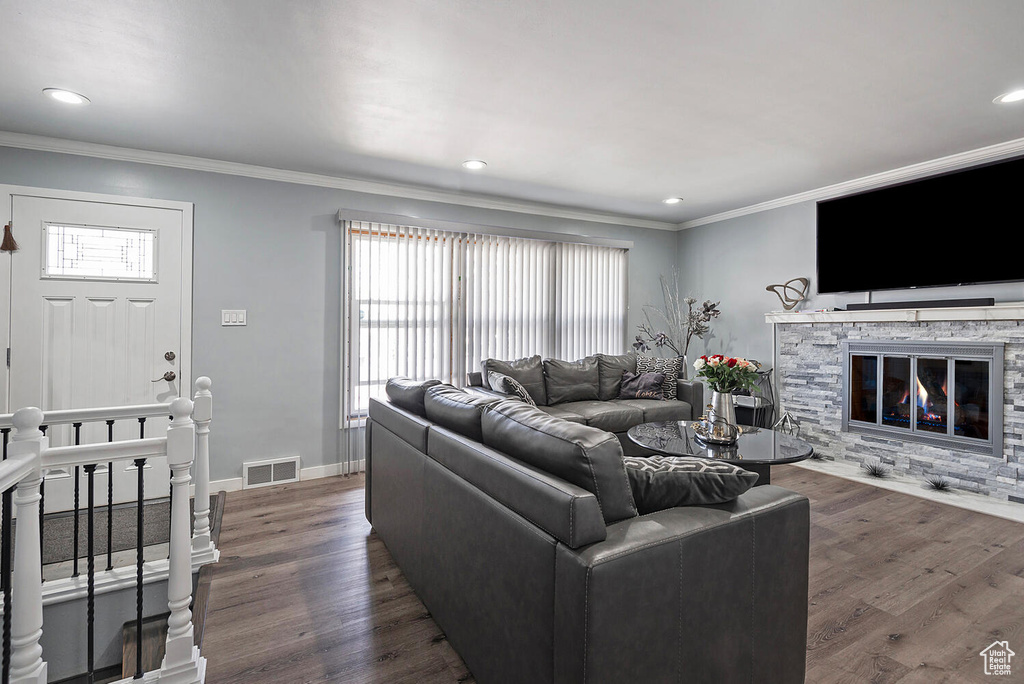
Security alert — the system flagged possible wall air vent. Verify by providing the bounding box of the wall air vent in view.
[242,456,301,489]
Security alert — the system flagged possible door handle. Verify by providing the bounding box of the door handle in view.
[152,371,176,382]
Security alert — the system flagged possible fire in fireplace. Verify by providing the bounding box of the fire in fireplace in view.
[842,341,1002,457]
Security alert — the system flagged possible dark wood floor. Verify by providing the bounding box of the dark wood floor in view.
[202,467,1024,684]
[201,474,473,684]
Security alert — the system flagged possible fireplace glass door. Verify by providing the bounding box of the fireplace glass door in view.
[881,356,911,429]
[954,359,989,440]
[849,354,877,423]
[843,340,1001,458]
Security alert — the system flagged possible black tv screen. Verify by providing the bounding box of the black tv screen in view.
[816,156,1024,294]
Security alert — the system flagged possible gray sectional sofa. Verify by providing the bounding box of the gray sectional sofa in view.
[364,379,810,684]
[469,352,704,455]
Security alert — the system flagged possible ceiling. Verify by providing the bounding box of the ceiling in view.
[1,0,1023,227]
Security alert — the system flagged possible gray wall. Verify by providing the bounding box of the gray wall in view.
[675,200,1024,366]
[0,145,678,481]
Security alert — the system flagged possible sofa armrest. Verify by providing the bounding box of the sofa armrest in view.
[554,485,809,684]
[676,378,704,415]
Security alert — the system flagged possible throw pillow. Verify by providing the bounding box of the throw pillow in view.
[596,352,637,400]
[618,371,666,400]
[636,355,683,400]
[488,371,536,406]
[543,357,600,404]
[481,355,547,405]
[623,455,759,512]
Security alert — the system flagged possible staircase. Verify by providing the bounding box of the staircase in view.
[0,378,220,684]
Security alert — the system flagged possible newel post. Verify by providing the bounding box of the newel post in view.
[192,377,213,556]
[159,398,206,684]
[9,408,48,684]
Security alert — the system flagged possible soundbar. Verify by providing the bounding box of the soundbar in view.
[845,297,995,311]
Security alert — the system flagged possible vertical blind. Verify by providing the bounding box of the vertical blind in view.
[342,220,628,430]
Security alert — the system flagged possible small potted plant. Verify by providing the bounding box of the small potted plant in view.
[633,271,720,378]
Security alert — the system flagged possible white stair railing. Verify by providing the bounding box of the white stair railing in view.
[0,378,218,684]
[4,408,47,684]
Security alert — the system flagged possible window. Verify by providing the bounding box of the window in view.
[342,221,627,421]
[44,223,156,281]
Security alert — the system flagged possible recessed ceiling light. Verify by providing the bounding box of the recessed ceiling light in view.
[994,89,1024,104]
[462,160,487,170]
[662,197,684,205]
[43,88,90,105]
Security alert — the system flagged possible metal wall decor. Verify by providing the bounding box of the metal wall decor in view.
[766,277,809,311]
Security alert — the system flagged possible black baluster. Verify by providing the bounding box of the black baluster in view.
[106,420,115,571]
[39,425,47,551]
[134,457,146,680]
[84,463,96,684]
[73,423,82,578]
[38,477,44,550]
[2,428,12,684]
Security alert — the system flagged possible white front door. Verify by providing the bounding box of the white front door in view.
[6,190,193,509]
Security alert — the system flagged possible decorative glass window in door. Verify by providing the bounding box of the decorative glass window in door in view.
[43,223,157,281]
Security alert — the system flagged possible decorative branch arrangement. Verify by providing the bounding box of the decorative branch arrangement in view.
[633,271,720,359]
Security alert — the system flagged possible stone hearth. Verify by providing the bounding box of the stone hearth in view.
[766,305,1024,502]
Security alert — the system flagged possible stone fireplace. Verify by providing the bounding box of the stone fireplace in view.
[766,305,1024,502]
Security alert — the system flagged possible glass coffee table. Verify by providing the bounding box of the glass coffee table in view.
[626,421,814,485]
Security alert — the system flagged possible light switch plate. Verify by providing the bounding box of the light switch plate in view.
[222,309,247,326]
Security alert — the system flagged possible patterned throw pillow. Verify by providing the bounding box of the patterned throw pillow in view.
[636,355,683,400]
[488,371,537,406]
[623,455,759,512]
[618,371,666,400]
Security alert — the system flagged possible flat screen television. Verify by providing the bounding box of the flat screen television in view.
[816,155,1024,294]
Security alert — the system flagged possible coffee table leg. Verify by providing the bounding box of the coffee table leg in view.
[743,463,771,486]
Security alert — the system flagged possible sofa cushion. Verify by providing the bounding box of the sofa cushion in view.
[537,405,587,425]
[482,355,548,405]
[424,385,503,442]
[481,401,637,524]
[543,357,600,404]
[596,352,637,400]
[487,371,536,406]
[617,370,666,400]
[637,355,684,400]
[613,398,693,422]
[426,426,606,548]
[547,400,644,434]
[623,455,759,512]
[385,377,443,417]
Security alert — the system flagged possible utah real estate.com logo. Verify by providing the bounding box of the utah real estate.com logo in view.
[980,640,1015,676]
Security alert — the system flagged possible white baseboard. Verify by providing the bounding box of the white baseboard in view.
[207,460,365,494]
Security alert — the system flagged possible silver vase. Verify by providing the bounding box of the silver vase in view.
[708,390,738,441]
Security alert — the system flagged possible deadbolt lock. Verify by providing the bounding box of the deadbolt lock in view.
[164,351,176,361]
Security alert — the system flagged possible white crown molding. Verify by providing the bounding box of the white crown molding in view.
[0,131,677,232]
[677,136,1024,230]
